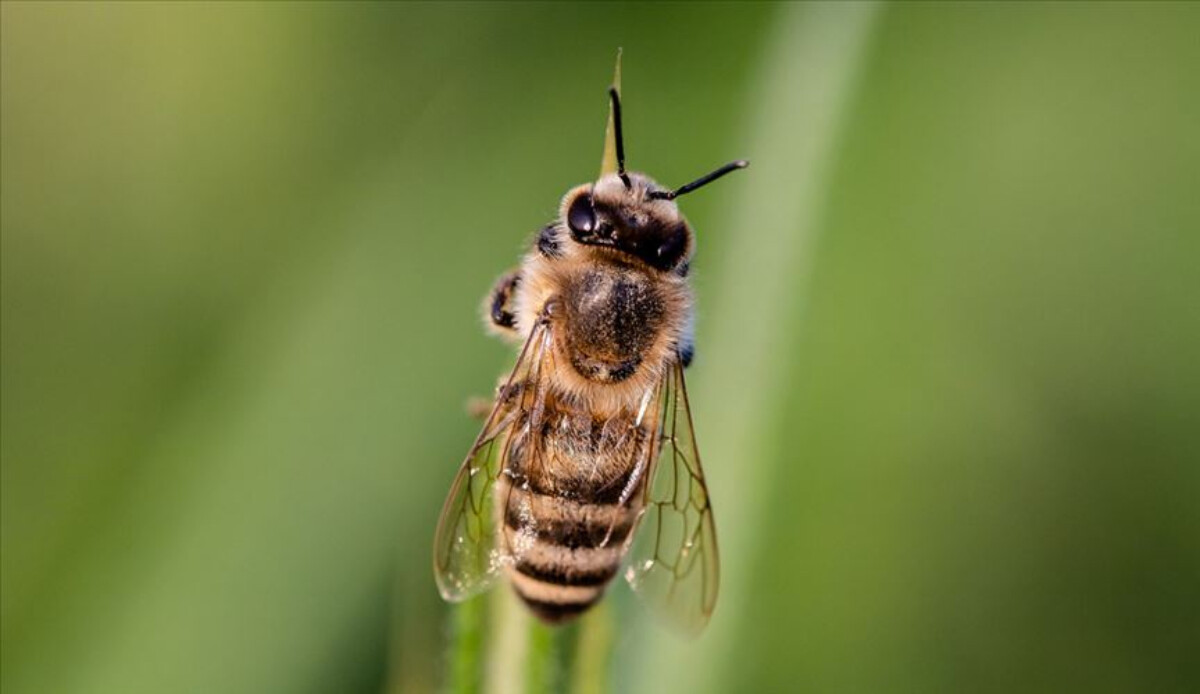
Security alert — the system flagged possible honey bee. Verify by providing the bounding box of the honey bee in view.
[433,84,746,634]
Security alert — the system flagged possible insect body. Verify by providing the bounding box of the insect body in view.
[434,86,746,634]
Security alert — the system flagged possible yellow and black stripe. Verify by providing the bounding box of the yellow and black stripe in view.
[496,459,641,623]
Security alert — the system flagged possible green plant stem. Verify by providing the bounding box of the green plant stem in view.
[524,620,563,693]
[482,587,529,694]
[569,603,613,694]
[445,590,615,694]
[444,596,486,694]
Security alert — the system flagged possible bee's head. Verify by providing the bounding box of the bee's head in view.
[558,88,748,273]
[559,174,687,271]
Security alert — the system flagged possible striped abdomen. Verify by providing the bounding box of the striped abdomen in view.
[496,403,650,623]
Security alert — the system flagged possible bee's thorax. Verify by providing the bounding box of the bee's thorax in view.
[560,268,665,384]
[511,208,694,418]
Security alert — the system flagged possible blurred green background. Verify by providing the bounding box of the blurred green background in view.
[3,2,1198,693]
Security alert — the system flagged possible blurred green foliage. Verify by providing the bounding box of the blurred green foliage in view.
[2,2,1198,693]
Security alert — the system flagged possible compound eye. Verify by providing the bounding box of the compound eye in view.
[654,225,689,269]
[567,193,597,237]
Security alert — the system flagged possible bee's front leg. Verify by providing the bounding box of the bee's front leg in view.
[484,269,521,336]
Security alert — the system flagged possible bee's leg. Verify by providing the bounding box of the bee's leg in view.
[535,223,562,259]
[465,379,525,420]
[679,340,695,369]
[465,395,493,420]
[485,269,521,334]
[674,260,694,368]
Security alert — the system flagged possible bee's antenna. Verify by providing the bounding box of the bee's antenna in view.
[608,87,632,189]
[647,160,749,201]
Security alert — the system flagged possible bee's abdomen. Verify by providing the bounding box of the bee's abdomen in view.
[509,542,617,623]
[495,401,650,624]
[496,470,640,624]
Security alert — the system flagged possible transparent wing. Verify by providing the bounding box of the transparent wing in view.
[433,320,553,601]
[625,358,720,635]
